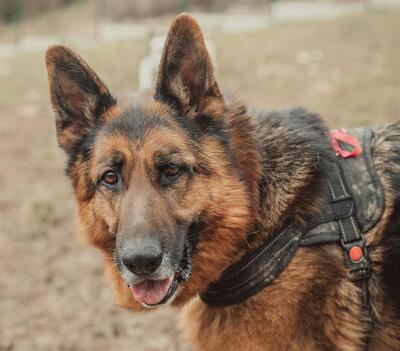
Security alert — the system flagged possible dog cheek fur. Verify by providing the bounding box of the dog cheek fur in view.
[175,108,261,304]
[176,169,249,304]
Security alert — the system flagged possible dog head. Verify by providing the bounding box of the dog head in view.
[46,14,260,309]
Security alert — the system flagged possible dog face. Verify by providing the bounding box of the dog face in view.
[46,14,258,309]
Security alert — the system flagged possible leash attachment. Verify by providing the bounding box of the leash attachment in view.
[330,128,362,158]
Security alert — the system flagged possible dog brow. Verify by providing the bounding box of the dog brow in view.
[96,152,125,169]
[155,149,195,166]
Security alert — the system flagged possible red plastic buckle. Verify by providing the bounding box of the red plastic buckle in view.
[330,128,362,158]
[349,245,363,262]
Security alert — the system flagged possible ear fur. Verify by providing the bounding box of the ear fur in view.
[45,45,115,152]
[155,14,222,114]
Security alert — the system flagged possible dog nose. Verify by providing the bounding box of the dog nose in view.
[121,245,163,277]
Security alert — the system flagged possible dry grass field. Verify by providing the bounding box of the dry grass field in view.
[1,8,399,351]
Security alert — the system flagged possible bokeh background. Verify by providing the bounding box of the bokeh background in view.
[1,0,399,350]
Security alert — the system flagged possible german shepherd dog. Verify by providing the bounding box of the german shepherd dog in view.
[46,14,400,351]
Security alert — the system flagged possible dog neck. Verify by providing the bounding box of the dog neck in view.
[232,106,334,253]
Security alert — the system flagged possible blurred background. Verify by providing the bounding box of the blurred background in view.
[0,0,399,350]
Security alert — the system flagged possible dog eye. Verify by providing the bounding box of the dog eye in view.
[163,165,181,178]
[101,170,119,187]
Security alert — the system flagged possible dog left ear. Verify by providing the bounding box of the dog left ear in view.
[155,14,223,114]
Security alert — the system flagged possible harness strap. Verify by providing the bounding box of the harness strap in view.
[329,162,371,283]
[329,135,373,344]
[199,224,305,306]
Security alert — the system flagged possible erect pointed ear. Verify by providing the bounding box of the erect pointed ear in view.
[45,45,115,152]
[155,14,223,114]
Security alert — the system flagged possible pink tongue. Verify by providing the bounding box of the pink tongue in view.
[130,276,173,305]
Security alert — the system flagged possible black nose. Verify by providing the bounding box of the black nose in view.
[121,244,163,277]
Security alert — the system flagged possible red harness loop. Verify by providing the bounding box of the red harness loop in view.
[330,128,362,158]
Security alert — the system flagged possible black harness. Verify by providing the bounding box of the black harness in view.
[200,128,384,322]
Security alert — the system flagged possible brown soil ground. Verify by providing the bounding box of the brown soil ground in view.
[1,8,399,351]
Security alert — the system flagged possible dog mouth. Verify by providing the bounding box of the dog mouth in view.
[129,275,176,305]
[129,240,192,307]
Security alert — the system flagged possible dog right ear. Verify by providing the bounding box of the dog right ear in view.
[45,46,115,153]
